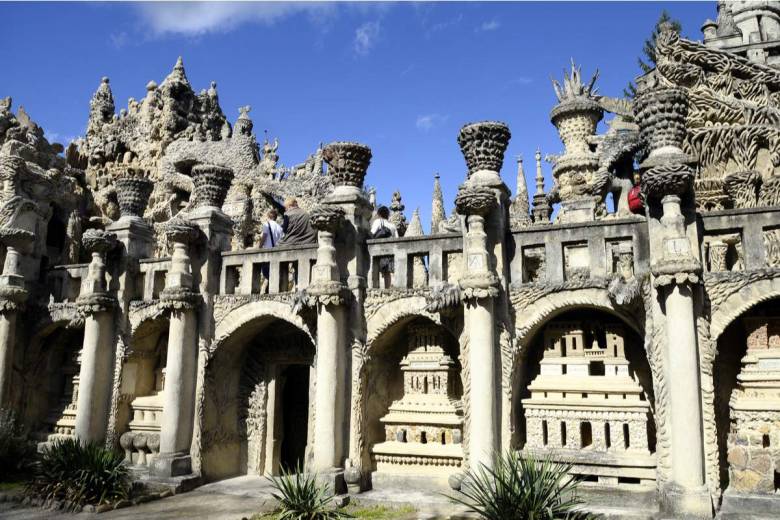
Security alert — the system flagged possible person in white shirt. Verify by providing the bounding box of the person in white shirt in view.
[260,209,284,248]
[370,206,398,287]
[258,209,284,293]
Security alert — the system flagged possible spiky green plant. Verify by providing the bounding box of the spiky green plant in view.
[267,464,352,520]
[552,59,599,102]
[448,451,599,520]
[25,437,129,511]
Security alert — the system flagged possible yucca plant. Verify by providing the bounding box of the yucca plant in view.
[448,451,599,520]
[0,408,35,480]
[267,464,351,520]
[25,437,129,511]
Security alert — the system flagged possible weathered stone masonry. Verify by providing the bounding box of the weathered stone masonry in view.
[2,3,780,518]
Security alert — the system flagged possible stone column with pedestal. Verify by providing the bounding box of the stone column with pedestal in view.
[634,87,711,518]
[308,204,348,474]
[0,228,33,408]
[74,229,118,443]
[176,164,233,479]
[453,121,512,472]
[152,217,201,478]
[319,142,373,492]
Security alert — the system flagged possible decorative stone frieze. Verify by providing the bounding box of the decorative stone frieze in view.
[641,163,695,200]
[322,141,372,189]
[457,121,511,176]
[454,185,497,216]
[309,204,345,232]
[191,164,234,209]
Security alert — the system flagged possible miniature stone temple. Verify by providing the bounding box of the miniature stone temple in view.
[371,323,463,475]
[523,319,655,487]
[2,2,780,518]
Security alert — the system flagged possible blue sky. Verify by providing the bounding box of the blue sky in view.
[1,1,713,229]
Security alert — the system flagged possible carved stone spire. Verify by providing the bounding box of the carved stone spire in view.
[534,149,545,195]
[406,208,424,237]
[510,155,532,229]
[431,173,446,234]
[389,190,408,237]
[164,56,190,86]
[532,149,552,224]
[87,77,115,135]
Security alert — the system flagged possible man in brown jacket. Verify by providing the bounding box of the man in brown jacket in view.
[278,197,317,246]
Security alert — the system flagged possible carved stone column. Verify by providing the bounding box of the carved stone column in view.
[635,87,711,517]
[152,217,200,478]
[455,121,511,471]
[308,204,348,473]
[75,229,118,443]
[0,228,32,407]
[456,185,501,470]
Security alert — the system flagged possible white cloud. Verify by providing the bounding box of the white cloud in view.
[416,113,448,131]
[477,19,500,32]
[136,2,327,37]
[354,21,380,56]
[506,76,534,87]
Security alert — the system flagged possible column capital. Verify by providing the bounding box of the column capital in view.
[76,292,117,314]
[322,141,371,189]
[112,165,154,221]
[163,216,201,246]
[457,121,511,179]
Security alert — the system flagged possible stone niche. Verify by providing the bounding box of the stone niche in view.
[118,319,169,471]
[28,326,85,445]
[726,316,780,495]
[521,313,656,488]
[370,322,463,477]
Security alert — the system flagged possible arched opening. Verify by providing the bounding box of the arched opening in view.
[365,316,463,485]
[118,318,170,470]
[21,325,84,442]
[202,317,314,482]
[516,308,656,489]
[715,299,780,497]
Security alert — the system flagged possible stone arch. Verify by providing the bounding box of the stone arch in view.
[366,295,450,348]
[358,308,463,485]
[200,300,316,482]
[514,288,642,344]
[213,300,314,352]
[510,290,657,489]
[703,278,780,503]
[20,320,85,437]
[709,276,780,342]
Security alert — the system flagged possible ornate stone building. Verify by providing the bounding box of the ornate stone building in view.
[1,3,780,518]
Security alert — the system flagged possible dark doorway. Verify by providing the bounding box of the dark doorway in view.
[279,364,310,472]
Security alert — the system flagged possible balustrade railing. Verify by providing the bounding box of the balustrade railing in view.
[219,244,318,295]
[366,233,462,290]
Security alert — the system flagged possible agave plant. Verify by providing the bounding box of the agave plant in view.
[449,451,599,520]
[267,464,351,520]
[25,437,129,511]
[552,59,600,102]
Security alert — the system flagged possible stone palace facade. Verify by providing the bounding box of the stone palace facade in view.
[1,2,780,518]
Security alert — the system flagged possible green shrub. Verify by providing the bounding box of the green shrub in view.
[25,437,130,511]
[449,451,599,520]
[267,464,351,520]
[0,408,35,481]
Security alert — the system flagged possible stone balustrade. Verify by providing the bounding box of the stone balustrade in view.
[46,264,91,303]
[510,216,649,285]
[366,232,462,290]
[220,243,318,295]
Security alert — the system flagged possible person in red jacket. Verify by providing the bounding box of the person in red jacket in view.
[628,172,645,215]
